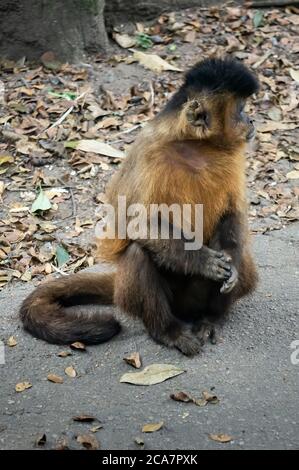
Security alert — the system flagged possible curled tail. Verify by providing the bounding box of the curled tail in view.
[20,272,121,345]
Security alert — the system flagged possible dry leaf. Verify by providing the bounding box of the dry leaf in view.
[73,415,96,423]
[56,436,69,450]
[58,351,72,357]
[113,33,136,48]
[170,391,194,403]
[202,390,219,404]
[66,140,125,159]
[133,51,182,73]
[258,122,298,133]
[209,433,232,443]
[142,421,164,433]
[70,342,86,351]
[65,366,77,377]
[120,363,185,385]
[47,374,64,384]
[123,352,142,369]
[90,425,103,433]
[35,433,47,446]
[134,437,144,446]
[77,433,99,450]
[287,170,299,180]
[15,381,32,392]
[7,336,17,347]
[289,69,299,82]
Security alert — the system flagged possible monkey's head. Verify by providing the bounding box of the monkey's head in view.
[166,57,259,145]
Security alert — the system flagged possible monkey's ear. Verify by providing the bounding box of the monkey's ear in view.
[185,100,209,128]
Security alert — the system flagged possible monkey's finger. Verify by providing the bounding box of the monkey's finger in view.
[215,252,232,263]
[216,259,232,272]
[189,100,199,110]
[220,267,238,294]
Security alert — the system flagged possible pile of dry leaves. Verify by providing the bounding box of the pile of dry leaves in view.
[0,5,298,288]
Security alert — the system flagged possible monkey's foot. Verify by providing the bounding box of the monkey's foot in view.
[173,329,202,356]
[186,100,207,127]
[192,321,218,345]
[155,327,202,356]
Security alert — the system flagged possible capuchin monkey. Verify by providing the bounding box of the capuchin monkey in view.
[20,57,259,356]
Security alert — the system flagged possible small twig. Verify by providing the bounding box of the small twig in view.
[252,51,273,69]
[69,188,77,217]
[50,264,68,276]
[139,80,155,113]
[37,91,88,136]
[110,124,142,140]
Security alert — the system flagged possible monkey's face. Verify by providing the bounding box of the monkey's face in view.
[232,99,255,143]
[183,94,255,145]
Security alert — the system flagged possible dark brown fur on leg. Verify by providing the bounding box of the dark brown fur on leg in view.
[20,273,121,344]
[114,243,202,355]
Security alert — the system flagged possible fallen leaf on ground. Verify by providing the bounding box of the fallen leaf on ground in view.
[170,390,219,406]
[35,433,47,446]
[70,342,86,351]
[142,422,164,433]
[170,391,194,403]
[90,425,103,433]
[209,433,232,443]
[55,245,70,267]
[15,381,32,392]
[134,437,144,446]
[47,374,64,384]
[123,352,142,369]
[77,433,99,450]
[65,366,77,378]
[202,390,220,404]
[31,188,52,213]
[286,170,299,180]
[73,415,96,422]
[58,351,72,357]
[289,69,299,82]
[65,140,125,159]
[56,436,69,450]
[7,336,17,347]
[120,363,185,385]
[113,33,136,48]
[133,51,182,73]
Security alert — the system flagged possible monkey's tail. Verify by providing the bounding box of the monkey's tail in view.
[20,272,121,345]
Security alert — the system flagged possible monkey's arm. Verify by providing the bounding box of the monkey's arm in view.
[136,236,232,283]
[210,211,244,293]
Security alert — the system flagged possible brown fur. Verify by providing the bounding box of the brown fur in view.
[20,74,258,354]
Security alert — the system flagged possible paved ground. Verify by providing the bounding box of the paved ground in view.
[0,224,298,450]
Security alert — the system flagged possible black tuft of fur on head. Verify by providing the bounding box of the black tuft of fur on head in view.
[185,57,259,98]
[162,57,259,115]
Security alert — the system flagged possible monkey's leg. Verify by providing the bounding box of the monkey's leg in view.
[192,212,258,341]
[114,243,202,356]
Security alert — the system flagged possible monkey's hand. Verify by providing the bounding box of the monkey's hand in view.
[220,265,238,294]
[198,248,232,282]
[186,100,206,127]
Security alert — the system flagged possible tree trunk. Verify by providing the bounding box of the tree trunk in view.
[0,0,108,61]
[105,0,219,26]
